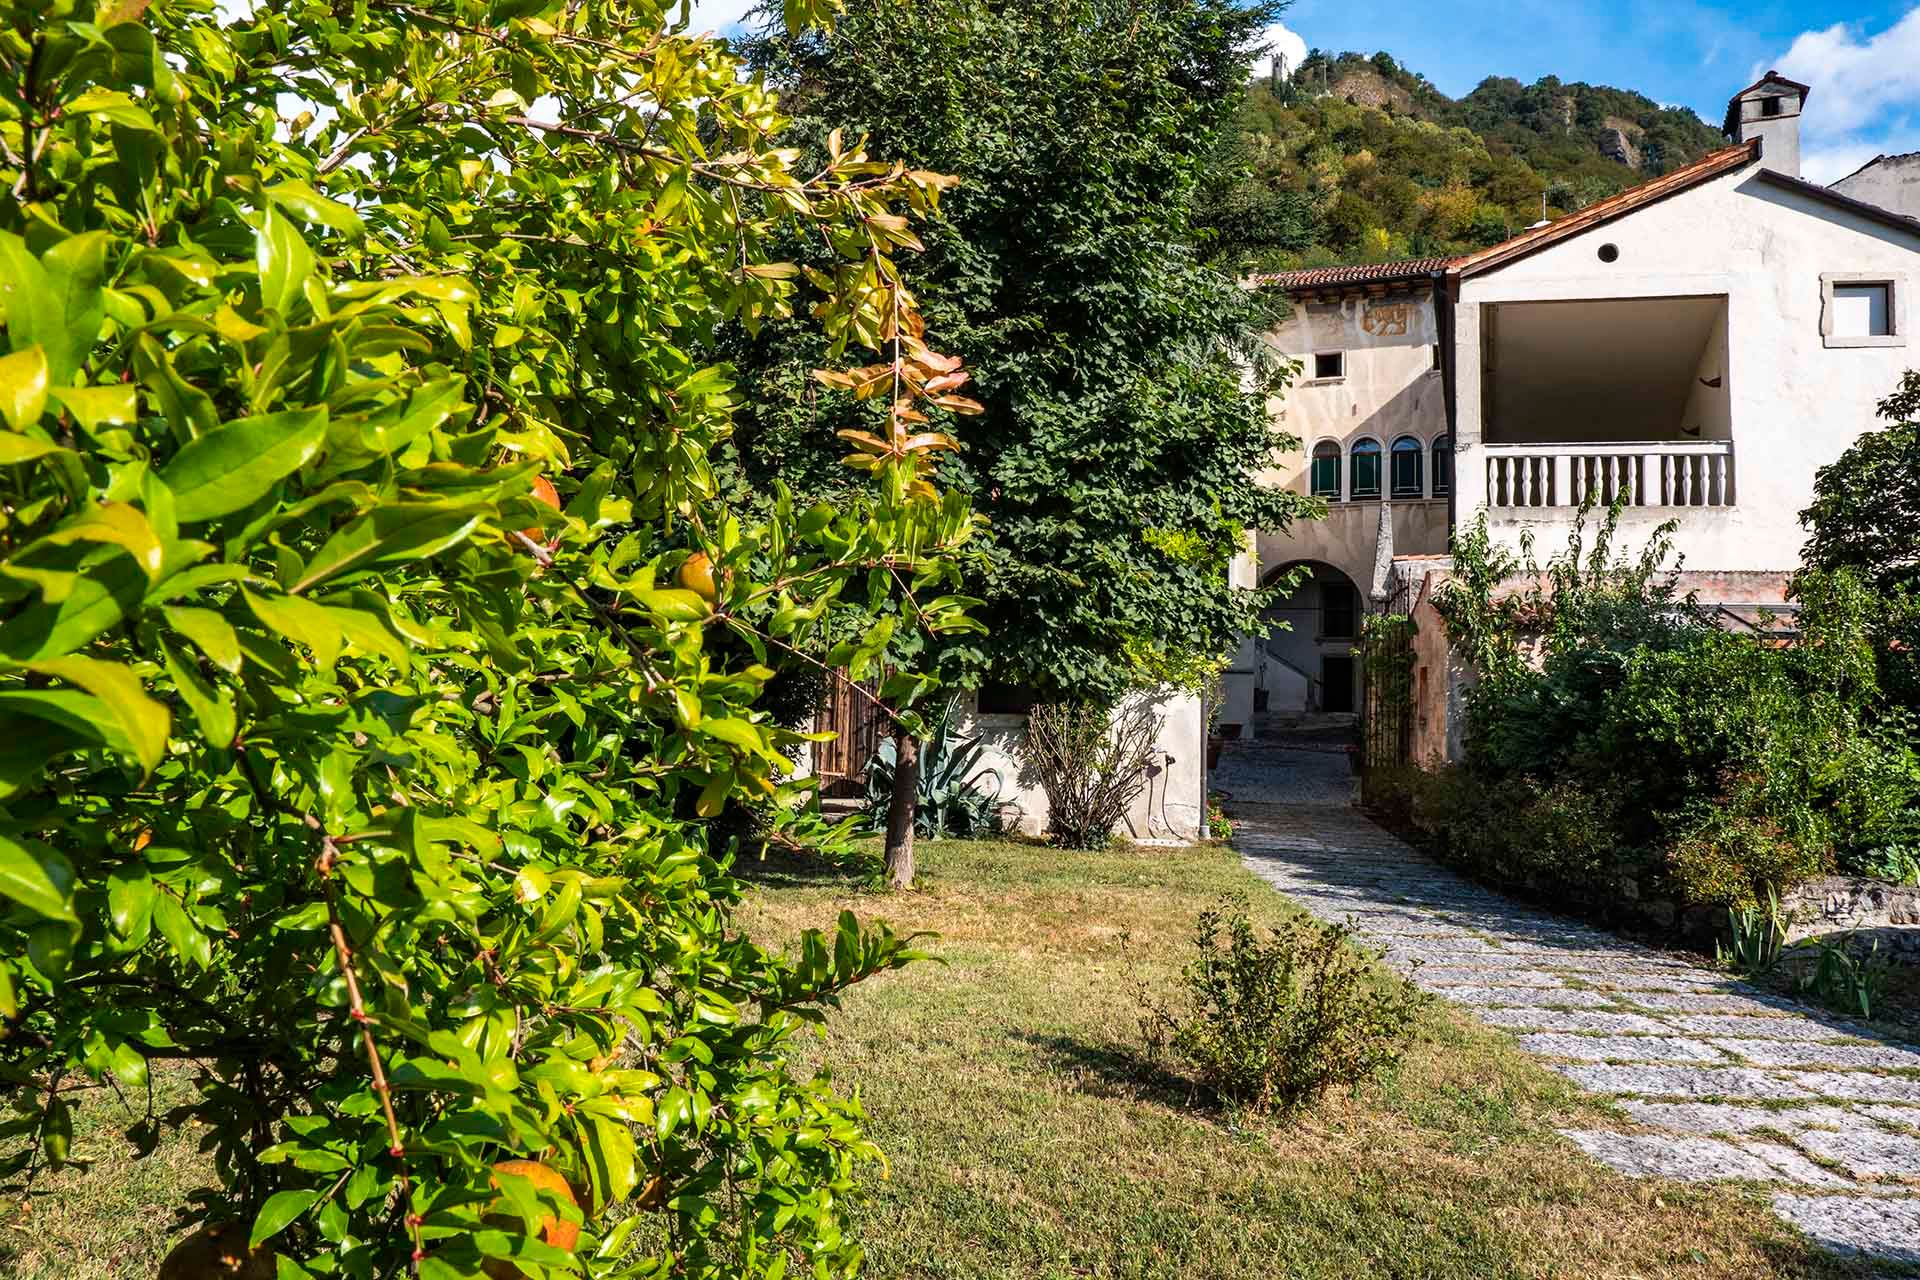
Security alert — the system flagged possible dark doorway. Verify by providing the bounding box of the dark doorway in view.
[1320,655,1356,713]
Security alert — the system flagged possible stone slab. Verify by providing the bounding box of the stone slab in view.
[1669,1014,1859,1042]
[1480,1009,1673,1036]
[1412,966,1567,987]
[1862,1104,1920,1131]
[1553,1064,1816,1100]
[1619,992,1802,1016]
[1560,1130,1790,1182]
[1736,1140,1854,1188]
[1771,1193,1920,1263]
[1794,1129,1920,1181]
[1431,985,1616,1009]
[1787,1072,1920,1105]
[1711,1039,1920,1070]
[1615,1101,1862,1136]
[1518,1033,1726,1064]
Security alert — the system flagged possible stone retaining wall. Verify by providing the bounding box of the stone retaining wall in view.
[1781,877,1920,960]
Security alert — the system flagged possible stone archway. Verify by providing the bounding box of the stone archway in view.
[1256,560,1363,718]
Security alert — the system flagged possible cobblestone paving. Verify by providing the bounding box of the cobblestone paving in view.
[1214,739,1920,1268]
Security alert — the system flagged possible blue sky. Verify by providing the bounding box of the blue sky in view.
[686,0,1920,184]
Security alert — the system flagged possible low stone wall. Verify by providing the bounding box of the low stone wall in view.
[1781,876,1920,960]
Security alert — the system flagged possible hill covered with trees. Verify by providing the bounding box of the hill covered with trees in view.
[1203,50,1728,271]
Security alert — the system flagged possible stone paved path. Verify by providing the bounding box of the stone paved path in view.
[1215,738,1920,1269]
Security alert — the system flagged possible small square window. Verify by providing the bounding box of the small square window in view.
[1761,96,1783,118]
[1833,284,1891,337]
[1823,274,1904,349]
[1312,352,1344,380]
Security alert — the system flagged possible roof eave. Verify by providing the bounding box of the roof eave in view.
[1451,140,1761,283]
[1753,167,1920,241]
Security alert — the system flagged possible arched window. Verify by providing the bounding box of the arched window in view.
[1432,434,1453,497]
[1349,438,1382,499]
[1309,441,1341,498]
[1390,436,1424,498]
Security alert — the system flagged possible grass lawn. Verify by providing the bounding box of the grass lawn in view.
[736,836,1880,1280]
[6,836,1884,1278]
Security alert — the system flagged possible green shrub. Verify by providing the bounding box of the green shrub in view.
[1139,897,1426,1115]
[1666,795,1831,908]
[1797,936,1892,1020]
[1852,844,1920,886]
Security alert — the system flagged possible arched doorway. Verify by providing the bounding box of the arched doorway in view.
[1257,561,1362,717]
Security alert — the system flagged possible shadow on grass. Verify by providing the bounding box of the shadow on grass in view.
[730,841,879,892]
[1011,1031,1210,1112]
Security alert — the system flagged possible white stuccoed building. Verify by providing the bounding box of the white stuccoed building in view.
[1226,72,1920,758]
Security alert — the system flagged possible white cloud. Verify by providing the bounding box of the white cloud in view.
[687,0,760,35]
[1760,7,1920,181]
[1256,20,1308,80]
[1802,141,1894,186]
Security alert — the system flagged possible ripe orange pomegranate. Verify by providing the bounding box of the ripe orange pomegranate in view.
[482,1159,582,1278]
[514,474,562,550]
[157,1223,276,1280]
[678,552,718,601]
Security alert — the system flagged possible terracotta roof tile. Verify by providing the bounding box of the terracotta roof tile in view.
[1250,257,1456,292]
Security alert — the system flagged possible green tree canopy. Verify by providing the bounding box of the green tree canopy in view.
[1801,371,1920,591]
[0,0,980,1274]
[736,0,1316,705]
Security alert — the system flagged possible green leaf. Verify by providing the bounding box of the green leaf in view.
[66,88,157,131]
[152,891,211,969]
[0,553,145,660]
[19,654,170,773]
[635,588,713,623]
[267,181,365,238]
[163,639,237,745]
[163,606,242,674]
[105,866,155,942]
[43,503,166,584]
[245,589,342,669]
[160,407,329,522]
[0,434,71,464]
[51,383,138,433]
[293,503,484,594]
[256,206,315,316]
[0,834,77,923]
[360,378,464,454]
[0,712,83,797]
[697,716,765,750]
[250,1189,322,1248]
[0,345,48,430]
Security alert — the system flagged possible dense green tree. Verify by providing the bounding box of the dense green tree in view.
[733,0,1316,707]
[1801,372,1920,590]
[0,0,983,1274]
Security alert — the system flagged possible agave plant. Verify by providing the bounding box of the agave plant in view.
[866,697,1007,838]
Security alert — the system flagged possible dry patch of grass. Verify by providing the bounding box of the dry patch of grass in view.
[737,837,1884,1280]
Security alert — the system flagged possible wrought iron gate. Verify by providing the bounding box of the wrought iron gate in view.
[1358,580,1416,780]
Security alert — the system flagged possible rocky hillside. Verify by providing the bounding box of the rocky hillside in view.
[1200,50,1726,271]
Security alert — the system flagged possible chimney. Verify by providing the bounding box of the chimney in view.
[1724,71,1808,179]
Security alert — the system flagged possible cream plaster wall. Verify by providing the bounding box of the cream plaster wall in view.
[1453,166,1919,572]
[964,689,1207,844]
[1265,292,1447,494]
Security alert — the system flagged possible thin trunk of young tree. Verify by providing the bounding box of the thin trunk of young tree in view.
[884,727,919,890]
